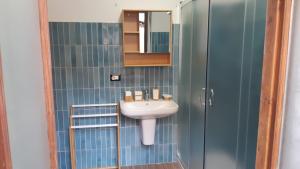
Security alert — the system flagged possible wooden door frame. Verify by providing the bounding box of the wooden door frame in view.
[255,0,293,169]
[38,0,58,169]
[37,0,293,169]
[0,51,12,169]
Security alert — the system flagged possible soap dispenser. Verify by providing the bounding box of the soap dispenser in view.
[152,88,160,100]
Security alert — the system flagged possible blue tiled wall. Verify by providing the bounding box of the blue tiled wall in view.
[49,22,179,169]
[151,32,169,53]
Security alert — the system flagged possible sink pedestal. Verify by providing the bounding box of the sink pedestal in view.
[120,100,178,146]
[140,119,156,145]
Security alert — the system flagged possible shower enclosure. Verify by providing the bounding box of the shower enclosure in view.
[177,0,266,169]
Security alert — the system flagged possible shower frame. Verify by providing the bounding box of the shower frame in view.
[34,0,293,169]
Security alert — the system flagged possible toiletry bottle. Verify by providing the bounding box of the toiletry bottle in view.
[152,88,160,100]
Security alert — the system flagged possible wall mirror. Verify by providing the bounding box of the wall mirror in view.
[122,10,172,67]
[138,11,171,53]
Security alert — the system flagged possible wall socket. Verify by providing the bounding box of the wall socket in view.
[110,74,121,81]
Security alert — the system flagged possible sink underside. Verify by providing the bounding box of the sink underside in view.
[120,100,179,145]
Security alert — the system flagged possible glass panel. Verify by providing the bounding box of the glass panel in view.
[189,0,209,168]
[139,11,171,53]
[204,0,266,169]
[178,0,266,169]
[177,1,193,168]
[205,2,246,168]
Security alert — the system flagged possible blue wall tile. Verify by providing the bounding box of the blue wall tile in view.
[49,22,180,169]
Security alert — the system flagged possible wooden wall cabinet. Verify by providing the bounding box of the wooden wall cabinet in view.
[122,10,172,67]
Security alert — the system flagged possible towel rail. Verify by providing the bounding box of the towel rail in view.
[71,103,117,108]
[69,103,121,169]
[71,113,118,118]
[71,124,118,129]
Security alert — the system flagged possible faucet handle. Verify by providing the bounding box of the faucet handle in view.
[144,89,150,100]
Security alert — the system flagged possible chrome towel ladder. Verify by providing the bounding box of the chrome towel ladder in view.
[69,103,121,169]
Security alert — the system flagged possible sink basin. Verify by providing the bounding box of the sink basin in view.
[120,100,178,145]
[120,100,178,119]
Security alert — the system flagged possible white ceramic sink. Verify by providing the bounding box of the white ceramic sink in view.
[120,100,178,145]
[120,100,178,119]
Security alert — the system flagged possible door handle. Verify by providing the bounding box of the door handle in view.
[201,88,206,106]
[208,89,214,107]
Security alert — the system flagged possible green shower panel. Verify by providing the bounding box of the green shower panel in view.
[177,0,266,169]
[177,1,193,168]
[205,0,266,169]
[189,0,209,169]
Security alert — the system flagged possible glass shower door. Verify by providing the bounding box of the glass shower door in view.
[189,0,209,169]
[204,0,266,169]
[177,1,209,169]
[178,0,265,169]
[177,1,193,168]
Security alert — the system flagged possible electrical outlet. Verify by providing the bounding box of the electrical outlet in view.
[110,74,121,81]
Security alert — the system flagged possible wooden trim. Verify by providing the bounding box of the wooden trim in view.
[124,53,171,67]
[116,104,121,169]
[69,105,121,169]
[270,0,293,168]
[38,0,59,169]
[256,0,293,169]
[0,51,12,169]
[69,107,76,169]
[122,10,172,67]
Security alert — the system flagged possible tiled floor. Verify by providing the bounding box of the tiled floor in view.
[122,163,182,169]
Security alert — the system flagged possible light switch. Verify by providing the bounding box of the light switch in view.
[110,74,121,81]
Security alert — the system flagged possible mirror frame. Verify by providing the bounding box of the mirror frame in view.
[122,9,172,67]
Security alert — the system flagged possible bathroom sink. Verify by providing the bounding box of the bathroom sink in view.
[120,100,178,145]
[120,100,178,119]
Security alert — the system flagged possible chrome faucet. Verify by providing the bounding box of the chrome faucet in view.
[144,89,150,101]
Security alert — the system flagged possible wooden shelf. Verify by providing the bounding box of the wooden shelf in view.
[124,51,140,54]
[123,11,139,32]
[123,34,139,52]
[124,31,139,34]
[124,53,171,67]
